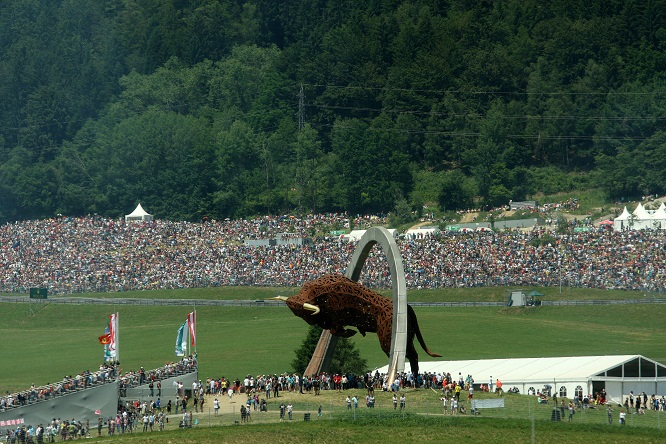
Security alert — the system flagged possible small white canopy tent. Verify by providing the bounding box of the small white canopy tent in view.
[125,203,153,222]
[613,207,631,231]
[653,203,666,229]
[632,203,652,229]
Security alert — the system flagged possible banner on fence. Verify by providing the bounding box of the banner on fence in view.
[472,398,505,409]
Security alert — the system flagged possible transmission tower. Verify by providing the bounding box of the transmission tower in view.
[298,83,305,131]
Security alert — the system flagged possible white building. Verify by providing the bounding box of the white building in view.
[376,355,666,404]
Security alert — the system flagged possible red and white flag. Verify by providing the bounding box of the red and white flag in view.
[187,311,196,347]
[108,313,118,358]
[94,410,101,415]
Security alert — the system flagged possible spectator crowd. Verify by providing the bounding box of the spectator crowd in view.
[1,364,117,412]
[1,213,665,295]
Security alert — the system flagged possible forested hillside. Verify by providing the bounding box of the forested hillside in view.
[0,0,665,223]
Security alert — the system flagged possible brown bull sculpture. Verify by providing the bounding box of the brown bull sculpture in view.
[273,274,441,376]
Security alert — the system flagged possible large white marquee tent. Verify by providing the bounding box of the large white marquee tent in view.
[376,355,666,404]
[614,202,666,231]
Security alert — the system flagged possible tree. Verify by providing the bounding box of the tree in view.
[437,169,475,212]
[291,325,368,376]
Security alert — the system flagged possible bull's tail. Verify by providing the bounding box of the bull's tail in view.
[408,305,442,357]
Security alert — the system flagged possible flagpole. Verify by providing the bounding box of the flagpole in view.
[115,312,120,366]
[194,301,197,355]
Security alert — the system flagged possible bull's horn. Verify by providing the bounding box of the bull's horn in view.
[271,296,288,302]
[302,303,320,316]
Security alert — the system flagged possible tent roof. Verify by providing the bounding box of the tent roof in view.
[374,355,666,383]
[614,207,630,221]
[633,202,651,219]
[126,203,151,218]
[653,202,666,220]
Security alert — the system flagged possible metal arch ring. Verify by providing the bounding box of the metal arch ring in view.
[345,227,407,387]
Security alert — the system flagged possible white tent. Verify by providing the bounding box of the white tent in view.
[613,207,630,231]
[125,203,153,222]
[632,203,652,229]
[653,203,666,229]
[374,355,666,404]
[633,202,652,219]
[613,203,666,231]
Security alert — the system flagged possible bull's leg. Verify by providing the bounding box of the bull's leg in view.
[406,334,420,377]
[377,324,392,357]
[331,328,357,338]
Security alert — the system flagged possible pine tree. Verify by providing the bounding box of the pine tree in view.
[291,325,368,375]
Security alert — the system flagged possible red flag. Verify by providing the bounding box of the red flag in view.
[98,333,111,345]
[94,410,101,415]
[187,312,196,347]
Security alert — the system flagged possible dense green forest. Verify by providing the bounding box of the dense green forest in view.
[1,0,665,223]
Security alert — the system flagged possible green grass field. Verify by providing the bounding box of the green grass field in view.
[69,415,666,444]
[3,286,666,443]
[16,387,665,444]
[2,293,666,394]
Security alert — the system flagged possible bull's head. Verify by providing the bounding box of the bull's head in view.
[271,275,382,339]
[272,295,320,317]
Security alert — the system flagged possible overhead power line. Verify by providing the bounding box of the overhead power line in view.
[305,103,666,121]
[310,122,654,141]
[302,83,666,96]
